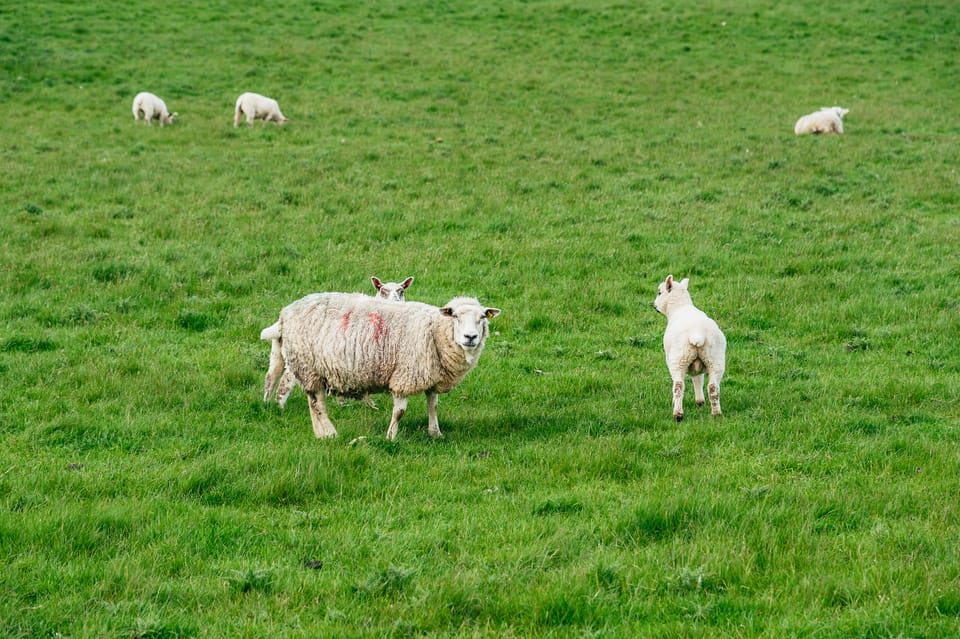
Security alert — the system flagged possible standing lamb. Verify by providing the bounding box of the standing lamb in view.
[794,106,849,135]
[234,92,288,127]
[132,92,177,127]
[261,293,500,440]
[653,275,726,421]
[372,276,414,302]
[269,276,416,408]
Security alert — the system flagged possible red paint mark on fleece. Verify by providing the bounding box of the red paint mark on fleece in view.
[339,310,353,332]
[368,313,388,342]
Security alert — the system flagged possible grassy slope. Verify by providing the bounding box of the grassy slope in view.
[1,0,960,636]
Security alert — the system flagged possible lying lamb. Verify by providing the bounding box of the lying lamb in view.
[653,275,726,421]
[261,293,500,440]
[794,106,848,135]
[270,276,416,408]
[132,92,177,127]
[234,92,288,127]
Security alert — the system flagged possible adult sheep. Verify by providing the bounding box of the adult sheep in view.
[261,293,500,440]
[234,92,288,127]
[794,106,848,135]
[270,276,415,408]
[132,92,177,127]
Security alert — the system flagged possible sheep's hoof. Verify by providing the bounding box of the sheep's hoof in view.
[696,400,705,407]
[674,414,684,423]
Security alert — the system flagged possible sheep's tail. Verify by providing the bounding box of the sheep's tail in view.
[260,321,281,341]
[689,331,706,348]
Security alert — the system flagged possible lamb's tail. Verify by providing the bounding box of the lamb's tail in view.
[689,331,706,348]
[260,321,281,341]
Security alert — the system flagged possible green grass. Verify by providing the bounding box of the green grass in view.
[2,0,960,636]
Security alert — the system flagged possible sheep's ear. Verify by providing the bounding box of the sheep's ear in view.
[485,308,501,319]
[440,306,454,317]
[401,277,414,289]
[371,276,383,290]
[665,275,674,291]
[679,278,690,289]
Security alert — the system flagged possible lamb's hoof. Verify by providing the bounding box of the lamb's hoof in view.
[674,414,684,423]
[696,401,705,407]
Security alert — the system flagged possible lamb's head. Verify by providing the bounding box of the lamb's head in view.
[653,275,692,316]
[440,297,501,351]
[372,276,414,302]
[823,106,849,119]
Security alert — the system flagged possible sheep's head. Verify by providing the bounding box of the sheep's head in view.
[372,276,414,302]
[653,275,691,316]
[440,297,501,351]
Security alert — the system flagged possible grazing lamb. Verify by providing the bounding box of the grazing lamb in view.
[653,275,726,421]
[234,92,288,127]
[132,92,177,127]
[794,106,849,135]
[270,276,416,408]
[261,293,500,440]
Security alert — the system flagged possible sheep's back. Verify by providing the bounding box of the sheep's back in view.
[280,294,446,395]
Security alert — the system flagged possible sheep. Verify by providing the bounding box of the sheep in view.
[270,276,416,408]
[132,92,177,127]
[794,106,849,135]
[261,293,500,440]
[234,92,288,127]
[653,275,726,421]
[372,276,414,302]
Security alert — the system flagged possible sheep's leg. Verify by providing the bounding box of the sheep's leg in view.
[426,392,442,438]
[671,377,685,422]
[276,368,297,407]
[306,390,337,439]
[386,396,408,441]
[361,394,378,409]
[707,367,723,417]
[692,374,706,407]
[263,339,285,401]
[708,380,721,416]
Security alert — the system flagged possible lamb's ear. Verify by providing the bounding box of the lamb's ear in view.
[401,276,414,289]
[485,308,501,319]
[371,276,383,290]
[440,306,454,317]
[679,278,690,289]
[665,275,674,292]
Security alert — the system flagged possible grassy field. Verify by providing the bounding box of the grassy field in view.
[2,0,960,636]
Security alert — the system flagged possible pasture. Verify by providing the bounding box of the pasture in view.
[2,0,959,636]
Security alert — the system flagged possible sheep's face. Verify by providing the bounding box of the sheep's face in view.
[441,299,501,351]
[372,276,414,302]
[653,275,690,316]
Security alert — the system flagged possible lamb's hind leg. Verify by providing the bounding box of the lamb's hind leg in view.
[707,372,722,417]
[671,375,685,422]
[263,339,285,401]
[276,367,298,407]
[386,396,408,441]
[692,373,706,407]
[306,390,337,439]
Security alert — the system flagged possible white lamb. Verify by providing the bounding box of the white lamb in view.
[653,275,726,421]
[271,276,416,408]
[794,106,848,135]
[132,92,177,127]
[234,92,288,127]
[261,293,500,440]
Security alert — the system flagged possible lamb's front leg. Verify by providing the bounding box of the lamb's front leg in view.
[276,367,298,407]
[386,395,408,441]
[426,392,442,438]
